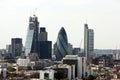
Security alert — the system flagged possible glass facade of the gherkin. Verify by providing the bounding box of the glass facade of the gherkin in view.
[54,27,68,61]
[25,15,39,57]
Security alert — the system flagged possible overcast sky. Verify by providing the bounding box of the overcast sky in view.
[0,0,120,49]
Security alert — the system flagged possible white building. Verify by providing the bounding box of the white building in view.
[17,58,30,66]
[48,64,75,80]
[62,55,86,78]
[79,57,87,78]
[39,69,54,80]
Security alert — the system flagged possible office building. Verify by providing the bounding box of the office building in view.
[11,38,22,58]
[62,55,86,78]
[38,27,52,59]
[47,64,75,80]
[84,24,88,58]
[17,58,30,67]
[79,57,87,78]
[38,41,52,59]
[0,49,6,60]
[0,49,6,55]
[54,64,75,80]
[72,48,80,55]
[68,43,73,55]
[25,15,39,57]
[25,16,52,59]
[54,27,69,61]
[84,24,94,63]
[39,70,54,80]
[6,45,12,54]
[39,27,47,41]
[88,29,94,62]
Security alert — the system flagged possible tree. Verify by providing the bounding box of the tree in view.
[7,77,14,80]
[7,67,16,73]
[86,75,95,80]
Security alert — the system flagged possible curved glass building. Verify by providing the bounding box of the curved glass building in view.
[54,27,68,61]
[25,15,39,57]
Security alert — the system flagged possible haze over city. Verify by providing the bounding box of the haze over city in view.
[0,0,120,49]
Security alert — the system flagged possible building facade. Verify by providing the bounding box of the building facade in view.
[62,55,86,78]
[54,27,69,61]
[39,27,47,41]
[68,43,73,55]
[25,15,39,57]
[39,70,54,80]
[25,16,52,59]
[38,41,52,59]
[38,27,52,59]
[11,38,22,58]
[84,24,94,63]
[6,45,12,54]
[72,48,80,55]
[17,58,30,67]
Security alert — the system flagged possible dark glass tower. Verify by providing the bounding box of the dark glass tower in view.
[25,15,39,56]
[39,27,47,41]
[38,41,52,59]
[38,27,52,59]
[11,38,22,58]
[54,27,69,61]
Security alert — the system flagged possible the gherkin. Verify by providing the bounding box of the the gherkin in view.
[54,27,68,61]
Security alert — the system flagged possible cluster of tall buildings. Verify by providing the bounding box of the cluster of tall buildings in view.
[0,15,94,64]
[2,15,120,80]
[5,38,23,59]
[25,15,52,59]
[24,15,89,61]
[0,15,95,79]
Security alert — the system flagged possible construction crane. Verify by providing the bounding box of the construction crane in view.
[79,39,83,53]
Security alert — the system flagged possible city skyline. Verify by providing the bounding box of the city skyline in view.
[0,0,120,49]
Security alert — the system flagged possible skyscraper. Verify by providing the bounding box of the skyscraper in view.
[39,27,47,41]
[11,38,22,58]
[88,29,94,61]
[38,27,52,59]
[6,44,12,54]
[38,41,52,59]
[54,27,69,61]
[84,24,89,57]
[25,15,39,57]
[84,24,94,63]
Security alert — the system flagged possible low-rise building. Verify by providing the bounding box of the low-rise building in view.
[17,58,30,67]
[47,64,75,80]
[39,70,54,80]
[62,55,86,78]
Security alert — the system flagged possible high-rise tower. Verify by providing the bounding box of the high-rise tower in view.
[84,24,94,63]
[54,27,69,61]
[25,15,39,57]
[88,29,94,61]
[11,38,22,58]
[84,24,89,58]
[38,27,52,59]
[39,27,47,41]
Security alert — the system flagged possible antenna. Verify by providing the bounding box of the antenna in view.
[33,8,37,16]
